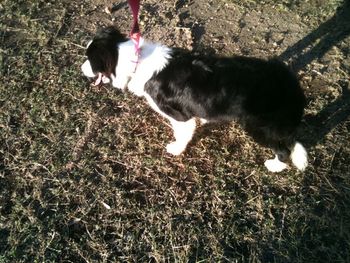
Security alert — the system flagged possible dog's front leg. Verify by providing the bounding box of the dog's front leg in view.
[128,77,146,97]
[166,118,196,156]
[128,65,157,96]
[111,74,129,90]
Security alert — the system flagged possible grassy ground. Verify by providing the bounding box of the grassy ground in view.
[1,0,350,262]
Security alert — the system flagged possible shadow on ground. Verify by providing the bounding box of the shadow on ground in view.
[279,1,350,148]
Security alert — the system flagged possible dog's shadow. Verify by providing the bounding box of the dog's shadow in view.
[190,121,231,148]
[279,1,350,148]
[279,1,350,73]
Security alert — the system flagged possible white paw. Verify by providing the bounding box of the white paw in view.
[291,142,308,171]
[166,142,186,156]
[264,157,288,173]
[128,79,144,97]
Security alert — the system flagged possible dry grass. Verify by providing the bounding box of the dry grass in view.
[1,0,350,262]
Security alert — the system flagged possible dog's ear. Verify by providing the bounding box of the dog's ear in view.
[94,26,126,43]
[86,39,119,77]
[85,26,126,77]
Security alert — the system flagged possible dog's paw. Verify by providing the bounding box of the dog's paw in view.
[264,157,288,173]
[166,142,185,156]
[128,79,144,97]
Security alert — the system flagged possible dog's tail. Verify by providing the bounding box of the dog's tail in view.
[290,142,308,171]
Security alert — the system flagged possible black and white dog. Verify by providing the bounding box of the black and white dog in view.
[81,26,308,172]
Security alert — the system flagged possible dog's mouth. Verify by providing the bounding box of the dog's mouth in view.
[92,73,110,86]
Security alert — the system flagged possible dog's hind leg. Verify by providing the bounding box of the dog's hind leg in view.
[290,142,308,171]
[264,141,291,173]
[264,140,308,172]
[166,118,196,156]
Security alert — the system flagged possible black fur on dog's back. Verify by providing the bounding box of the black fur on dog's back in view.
[145,49,306,161]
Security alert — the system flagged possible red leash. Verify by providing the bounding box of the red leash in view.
[128,0,140,35]
[128,0,141,71]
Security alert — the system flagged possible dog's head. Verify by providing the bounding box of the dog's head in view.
[81,26,127,85]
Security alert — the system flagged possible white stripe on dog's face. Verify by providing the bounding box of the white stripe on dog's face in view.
[81,60,96,78]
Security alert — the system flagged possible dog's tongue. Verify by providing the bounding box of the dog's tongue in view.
[102,75,110,84]
[93,73,103,86]
[93,73,110,86]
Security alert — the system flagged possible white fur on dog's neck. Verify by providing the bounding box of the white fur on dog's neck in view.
[112,39,171,96]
